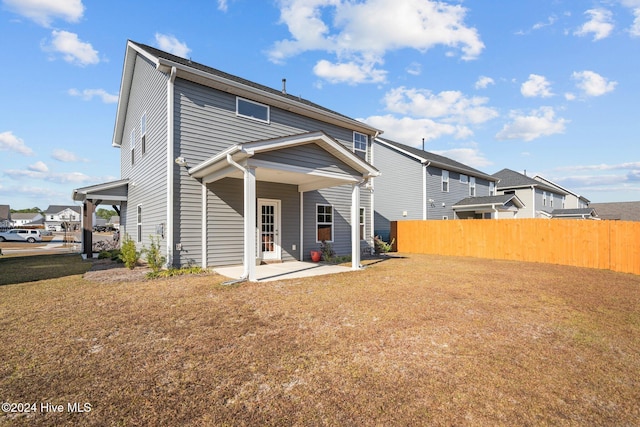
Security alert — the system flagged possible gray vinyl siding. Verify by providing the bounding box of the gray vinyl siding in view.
[372,142,423,240]
[119,55,168,253]
[206,178,300,267]
[253,144,360,177]
[174,78,375,266]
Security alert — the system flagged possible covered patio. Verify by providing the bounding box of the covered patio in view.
[187,131,379,281]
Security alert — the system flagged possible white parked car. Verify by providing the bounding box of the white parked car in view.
[0,229,43,243]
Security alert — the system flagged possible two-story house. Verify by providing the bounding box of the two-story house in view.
[492,169,572,219]
[372,138,522,240]
[11,212,44,227]
[73,41,380,281]
[44,205,81,231]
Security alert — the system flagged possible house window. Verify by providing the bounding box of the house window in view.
[359,207,365,241]
[562,196,566,209]
[130,129,135,165]
[353,132,368,159]
[469,177,476,197]
[442,170,449,192]
[316,204,333,242]
[137,205,142,243]
[140,112,147,155]
[489,181,495,196]
[550,193,554,207]
[543,191,548,206]
[460,174,468,183]
[237,97,269,123]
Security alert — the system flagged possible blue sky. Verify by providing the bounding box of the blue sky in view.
[1,0,639,210]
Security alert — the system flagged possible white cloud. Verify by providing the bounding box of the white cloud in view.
[68,88,118,103]
[2,0,84,27]
[431,144,493,168]
[0,131,34,156]
[564,92,577,101]
[217,0,228,11]
[557,161,640,172]
[521,74,553,98]
[630,8,640,36]
[406,62,422,76]
[44,30,99,66]
[51,149,88,163]
[571,70,617,96]
[574,8,614,41]
[28,161,49,173]
[496,107,568,142]
[4,168,93,184]
[269,0,484,83]
[382,86,499,125]
[363,114,473,145]
[313,59,387,84]
[532,15,557,30]
[474,76,494,90]
[154,33,191,58]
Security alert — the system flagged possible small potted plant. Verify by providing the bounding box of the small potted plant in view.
[310,249,321,262]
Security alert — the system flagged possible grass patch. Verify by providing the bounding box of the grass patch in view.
[0,254,639,425]
[0,254,91,286]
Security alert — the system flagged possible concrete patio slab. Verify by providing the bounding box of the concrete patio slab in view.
[214,261,353,282]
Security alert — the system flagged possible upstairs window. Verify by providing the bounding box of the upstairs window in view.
[130,129,135,165]
[550,193,554,207]
[469,177,476,197]
[543,191,548,206]
[442,170,449,192]
[140,112,147,155]
[460,174,468,183]
[237,97,269,123]
[489,181,496,196]
[353,132,368,159]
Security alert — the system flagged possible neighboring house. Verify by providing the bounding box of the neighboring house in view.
[550,208,599,220]
[373,138,506,240]
[73,40,380,280]
[11,212,44,227]
[109,215,121,229]
[0,205,10,230]
[492,169,570,219]
[533,175,590,209]
[44,205,81,231]
[589,201,640,221]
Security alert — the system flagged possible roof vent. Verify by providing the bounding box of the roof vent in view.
[282,78,287,95]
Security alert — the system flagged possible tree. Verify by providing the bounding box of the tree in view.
[96,208,117,221]
[10,207,42,214]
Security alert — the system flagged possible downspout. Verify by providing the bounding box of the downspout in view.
[351,177,370,270]
[422,161,431,220]
[166,66,177,267]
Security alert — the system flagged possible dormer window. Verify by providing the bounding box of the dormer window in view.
[237,97,269,123]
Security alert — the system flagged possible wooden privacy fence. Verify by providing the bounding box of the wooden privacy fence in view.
[391,219,640,276]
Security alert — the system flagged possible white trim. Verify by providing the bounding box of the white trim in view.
[136,204,143,243]
[248,159,362,183]
[258,198,281,261]
[201,183,207,269]
[351,184,361,270]
[140,111,147,155]
[353,131,368,153]
[442,170,449,192]
[166,66,177,266]
[422,164,427,220]
[236,96,270,124]
[316,203,334,243]
[299,192,304,261]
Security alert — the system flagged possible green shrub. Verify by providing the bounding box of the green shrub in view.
[374,236,395,254]
[320,240,335,262]
[118,234,140,270]
[143,235,165,273]
[98,249,122,262]
[146,266,207,279]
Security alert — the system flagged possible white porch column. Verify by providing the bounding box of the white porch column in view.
[244,166,257,281]
[351,183,361,270]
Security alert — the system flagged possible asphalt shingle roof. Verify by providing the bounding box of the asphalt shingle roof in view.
[377,137,496,181]
[44,205,81,215]
[589,201,640,221]
[492,168,566,194]
[454,194,518,206]
[0,204,10,221]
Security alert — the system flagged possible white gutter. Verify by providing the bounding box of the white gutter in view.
[166,66,177,267]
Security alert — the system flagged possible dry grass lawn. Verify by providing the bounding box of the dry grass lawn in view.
[1,254,639,426]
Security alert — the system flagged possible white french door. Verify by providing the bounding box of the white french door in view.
[257,199,281,261]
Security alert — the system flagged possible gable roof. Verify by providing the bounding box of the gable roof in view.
[533,175,590,204]
[376,137,497,181]
[589,201,640,221]
[492,168,567,194]
[113,41,382,147]
[454,194,525,210]
[44,205,81,215]
[0,205,10,221]
[11,212,41,221]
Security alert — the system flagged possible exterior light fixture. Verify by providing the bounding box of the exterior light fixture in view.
[175,157,187,167]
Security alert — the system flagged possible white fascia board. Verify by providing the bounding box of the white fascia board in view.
[247,159,362,183]
[188,145,242,177]
[375,138,427,163]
